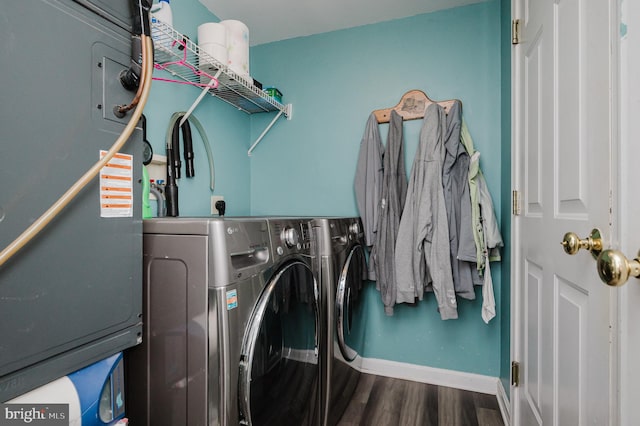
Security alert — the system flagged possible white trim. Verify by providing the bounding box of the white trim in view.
[359,357,499,395]
[618,0,640,423]
[510,0,523,425]
[496,379,511,426]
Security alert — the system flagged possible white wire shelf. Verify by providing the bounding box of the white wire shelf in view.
[151,21,291,118]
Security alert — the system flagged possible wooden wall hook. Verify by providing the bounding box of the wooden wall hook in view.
[373,90,459,123]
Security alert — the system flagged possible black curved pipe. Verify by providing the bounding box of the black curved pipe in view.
[120,0,153,91]
[141,114,153,165]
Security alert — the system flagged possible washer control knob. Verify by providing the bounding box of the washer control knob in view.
[281,226,300,248]
[349,222,360,235]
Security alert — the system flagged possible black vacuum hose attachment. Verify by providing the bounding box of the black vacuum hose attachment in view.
[182,120,195,177]
[165,117,184,216]
[165,144,179,217]
[171,118,182,179]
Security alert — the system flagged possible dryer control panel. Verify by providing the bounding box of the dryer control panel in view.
[281,226,300,248]
[268,219,312,260]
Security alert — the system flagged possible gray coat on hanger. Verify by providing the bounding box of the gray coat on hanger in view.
[373,110,407,315]
[395,103,458,320]
[441,101,478,300]
[354,113,384,279]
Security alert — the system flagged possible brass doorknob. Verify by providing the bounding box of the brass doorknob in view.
[596,249,640,287]
[560,228,603,259]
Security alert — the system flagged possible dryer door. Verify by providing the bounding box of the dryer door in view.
[238,260,319,426]
[336,245,366,361]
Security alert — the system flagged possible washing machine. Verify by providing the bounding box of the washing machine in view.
[311,217,367,426]
[125,217,320,426]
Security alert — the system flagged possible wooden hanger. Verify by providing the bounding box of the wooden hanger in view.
[372,90,459,123]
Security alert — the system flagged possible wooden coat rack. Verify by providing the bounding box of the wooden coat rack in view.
[372,90,459,123]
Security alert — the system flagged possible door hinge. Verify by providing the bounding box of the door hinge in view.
[512,19,521,45]
[511,361,520,387]
[512,190,521,215]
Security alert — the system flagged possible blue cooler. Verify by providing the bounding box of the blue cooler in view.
[8,353,127,425]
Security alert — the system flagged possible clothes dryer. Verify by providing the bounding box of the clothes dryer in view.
[312,218,367,426]
[126,217,320,426]
[239,217,320,426]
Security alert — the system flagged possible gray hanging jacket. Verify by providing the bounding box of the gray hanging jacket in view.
[374,110,407,315]
[441,101,478,300]
[354,113,384,279]
[395,104,457,320]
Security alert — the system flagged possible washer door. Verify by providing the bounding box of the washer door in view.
[238,261,319,426]
[336,245,366,361]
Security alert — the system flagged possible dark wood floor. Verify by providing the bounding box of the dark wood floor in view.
[337,373,505,426]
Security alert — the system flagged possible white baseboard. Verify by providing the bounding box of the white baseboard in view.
[359,357,499,395]
[496,379,511,426]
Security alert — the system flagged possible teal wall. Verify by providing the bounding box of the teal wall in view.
[499,0,512,396]
[149,0,510,380]
[144,1,252,217]
[250,1,505,376]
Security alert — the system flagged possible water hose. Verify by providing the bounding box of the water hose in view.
[149,184,166,217]
[0,34,154,268]
[165,112,215,191]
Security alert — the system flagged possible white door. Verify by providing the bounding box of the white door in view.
[619,2,640,423]
[512,0,617,424]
